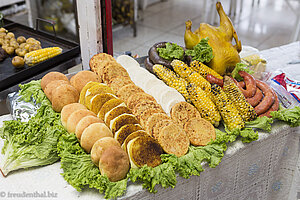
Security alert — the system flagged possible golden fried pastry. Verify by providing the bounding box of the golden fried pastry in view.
[91,137,121,166]
[61,103,87,128]
[127,135,163,168]
[104,106,132,127]
[114,124,143,145]
[138,108,164,127]
[107,76,133,94]
[84,84,113,109]
[110,114,139,135]
[70,71,101,92]
[121,130,148,153]
[90,93,116,114]
[79,82,101,104]
[152,119,173,139]
[158,123,190,157]
[127,92,156,110]
[41,71,69,91]
[80,123,113,153]
[145,113,170,136]
[51,84,79,112]
[183,117,216,146]
[75,115,103,140]
[97,98,125,121]
[44,80,70,101]
[101,62,130,84]
[171,101,201,128]
[66,109,96,133]
[116,83,144,101]
[99,145,130,182]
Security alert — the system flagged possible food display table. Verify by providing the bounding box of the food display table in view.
[0,42,300,200]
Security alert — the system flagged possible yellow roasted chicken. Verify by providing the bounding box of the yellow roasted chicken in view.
[184,2,242,76]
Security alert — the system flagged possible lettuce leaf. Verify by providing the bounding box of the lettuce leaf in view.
[0,81,65,176]
[245,116,273,132]
[19,80,46,104]
[157,43,184,61]
[238,128,258,143]
[57,133,128,199]
[225,126,258,143]
[270,106,300,127]
[185,37,213,63]
[129,162,176,193]
[231,63,254,81]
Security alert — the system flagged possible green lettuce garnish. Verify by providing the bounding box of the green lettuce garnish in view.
[245,116,273,132]
[0,81,65,176]
[185,37,214,63]
[231,63,254,81]
[57,133,128,199]
[157,42,184,61]
[270,106,300,127]
[225,126,258,143]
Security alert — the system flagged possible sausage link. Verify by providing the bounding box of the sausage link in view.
[238,81,245,88]
[254,80,275,115]
[144,57,154,73]
[247,88,263,107]
[148,42,172,69]
[206,74,223,87]
[237,71,257,98]
[259,89,279,118]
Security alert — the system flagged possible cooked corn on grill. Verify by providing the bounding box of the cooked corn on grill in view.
[24,47,62,66]
[153,64,191,103]
[211,83,245,130]
[186,83,221,126]
[190,60,223,79]
[223,76,257,121]
[171,59,212,96]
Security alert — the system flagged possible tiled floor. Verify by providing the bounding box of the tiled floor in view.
[113,0,300,56]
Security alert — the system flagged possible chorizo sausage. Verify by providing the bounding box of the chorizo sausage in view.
[247,88,263,107]
[238,81,245,88]
[254,80,275,115]
[206,74,223,87]
[148,42,172,69]
[144,57,154,73]
[237,71,257,98]
[259,89,279,118]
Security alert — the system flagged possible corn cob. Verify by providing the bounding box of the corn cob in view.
[24,47,62,66]
[187,72,211,96]
[171,59,193,79]
[171,59,212,96]
[186,83,221,126]
[223,76,257,121]
[210,83,244,130]
[153,64,191,103]
[190,60,223,79]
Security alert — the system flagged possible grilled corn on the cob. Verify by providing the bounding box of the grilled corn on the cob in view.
[223,76,257,121]
[171,59,193,79]
[187,72,211,95]
[190,60,223,79]
[171,59,212,95]
[153,64,191,103]
[186,83,221,126]
[211,83,244,130]
[24,47,62,66]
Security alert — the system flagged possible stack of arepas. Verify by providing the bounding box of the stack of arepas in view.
[78,81,164,169]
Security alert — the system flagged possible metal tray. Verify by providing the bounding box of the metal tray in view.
[0,22,80,91]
